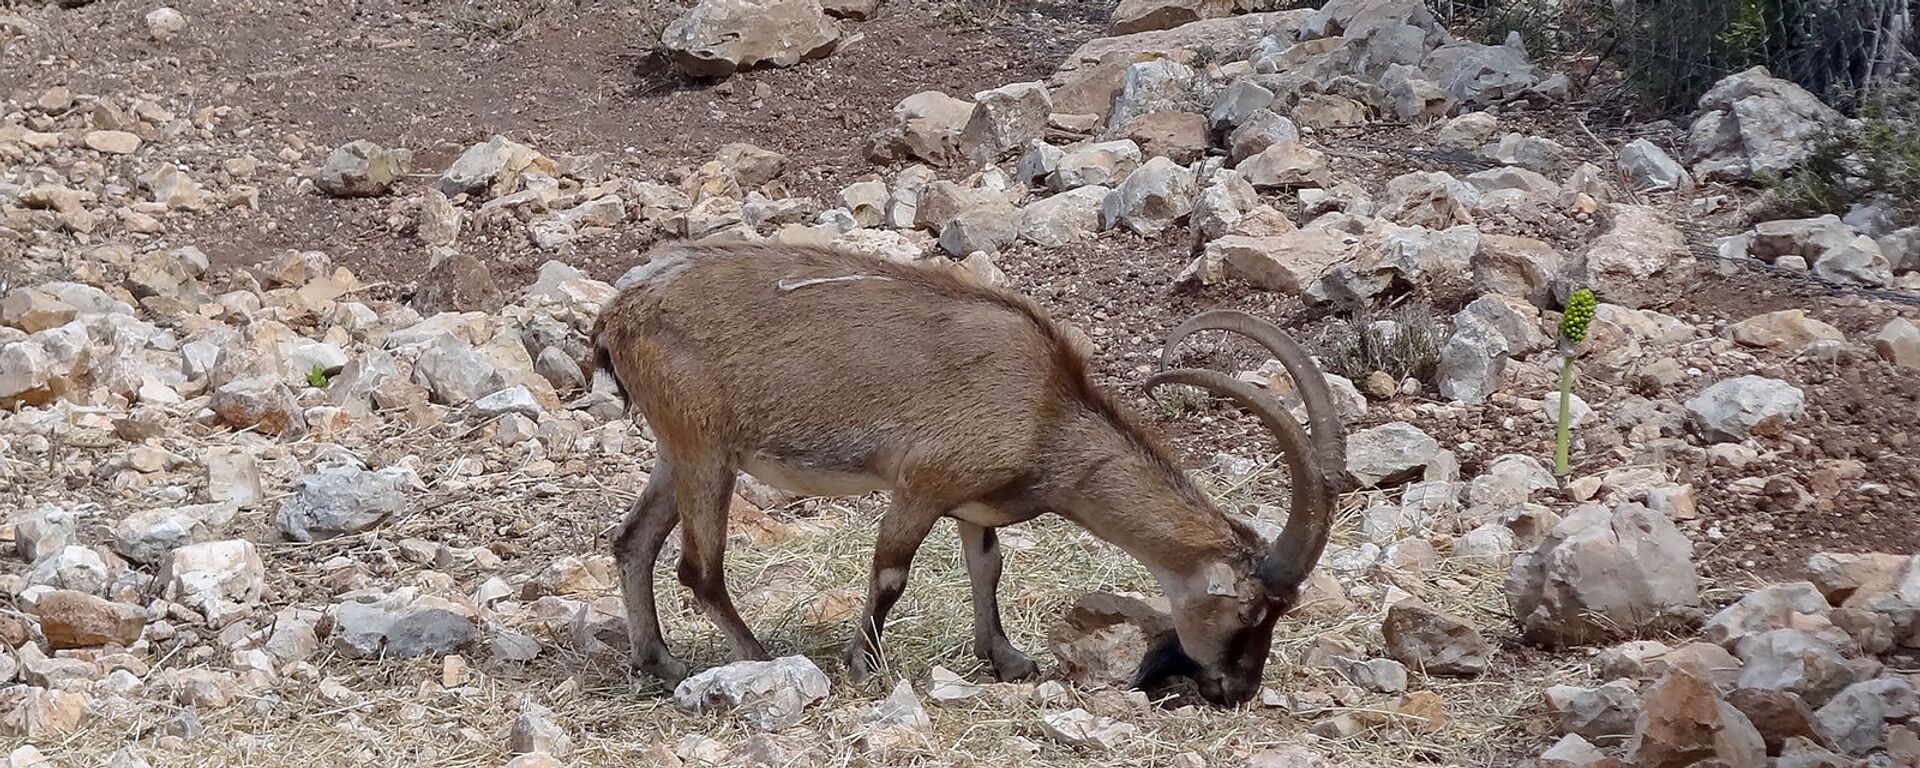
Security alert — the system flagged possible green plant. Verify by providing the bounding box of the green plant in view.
[306,365,329,389]
[1757,76,1920,226]
[1553,288,1595,477]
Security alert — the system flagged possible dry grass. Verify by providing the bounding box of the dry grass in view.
[3,417,1569,768]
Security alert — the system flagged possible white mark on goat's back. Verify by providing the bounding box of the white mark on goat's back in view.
[614,252,694,291]
[777,274,894,291]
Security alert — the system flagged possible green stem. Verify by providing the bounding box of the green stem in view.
[1554,353,1576,476]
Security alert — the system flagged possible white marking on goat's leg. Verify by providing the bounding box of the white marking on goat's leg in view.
[777,274,895,291]
[845,495,943,683]
[958,521,1039,681]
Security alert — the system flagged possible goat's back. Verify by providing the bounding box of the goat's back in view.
[593,243,1092,495]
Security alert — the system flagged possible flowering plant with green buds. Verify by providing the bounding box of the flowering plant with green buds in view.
[1554,288,1596,476]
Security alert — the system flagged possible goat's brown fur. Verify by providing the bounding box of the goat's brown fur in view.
[590,241,1342,703]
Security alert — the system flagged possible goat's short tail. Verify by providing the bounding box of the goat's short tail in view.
[590,338,632,407]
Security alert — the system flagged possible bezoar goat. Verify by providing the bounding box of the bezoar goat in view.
[589,241,1346,705]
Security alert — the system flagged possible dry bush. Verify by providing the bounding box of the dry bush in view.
[1311,301,1446,389]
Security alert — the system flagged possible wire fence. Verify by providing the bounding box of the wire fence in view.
[1426,0,1917,114]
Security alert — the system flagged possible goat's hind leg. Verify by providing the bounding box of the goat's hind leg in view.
[675,458,770,662]
[845,494,943,685]
[957,521,1038,681]
[614,459,689,684]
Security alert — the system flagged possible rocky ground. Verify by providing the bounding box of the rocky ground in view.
[3,0,1920,766]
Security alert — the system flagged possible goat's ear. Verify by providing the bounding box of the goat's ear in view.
[1203,562,1239,597]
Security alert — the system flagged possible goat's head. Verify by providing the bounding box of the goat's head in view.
[1134,310,1347,706]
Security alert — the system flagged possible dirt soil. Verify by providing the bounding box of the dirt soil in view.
[13,0,1919,586]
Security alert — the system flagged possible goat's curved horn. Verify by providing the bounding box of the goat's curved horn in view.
[1146,368,1337,592]
[1160,310,1347,494]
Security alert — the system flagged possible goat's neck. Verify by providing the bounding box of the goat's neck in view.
[1045,415,1245,577]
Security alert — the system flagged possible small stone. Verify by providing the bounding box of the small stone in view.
[1618,139,1692,192]
[1685,375,1806,442]
[928,666,984,706]
[1728,309,1844,351]
[330,590,479,659]
[316,140,411,198]
[210,375,307,435]
[1382,602,1490,676]
[1874,317,1920,369]
[1817,678,1918,755]
[673,656,830,732]
[1734,628,1857,708]
[276,462,410,542]
[84,131,142,155]
[112,503,238,565]
[1538,734,1609,768]
[1345,422,1442,487]
[1727,687,1831,754]
[35,590,145,649]
[145,7,187,39]
[1039,708,1137,752]
[508,703,573,758]
[1545,680,1642,740]
[1099,156,1196,236]
[1332,656,1409,693]
[1626,668,1767,768]
[660,0,841,79]
[27,546,108,595]
[164,540,265,626]
[1506,503,1702,647]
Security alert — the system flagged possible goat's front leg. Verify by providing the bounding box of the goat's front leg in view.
[845,495,943,685]
[957,521,1039,681]
[613,459,689,685]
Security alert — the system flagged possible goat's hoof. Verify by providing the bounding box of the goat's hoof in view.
[843,643,881,687]
[634,652,690,687]
[985,644,1039,682]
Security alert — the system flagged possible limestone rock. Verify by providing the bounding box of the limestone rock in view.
[111,503,238,565]
[1018,186,1109,247]
[1688,66,1843,179]
[1684,375,1805,442]
[1346,421,1441,487]
[1108,0,1233,34]
[1545,680,1641,740]
[1577,205,1694,309]
[1626,668,1767,768]
[1619,139,1691,192]
[1213,228,1354,294]
[35,590,145,649]
[437,136,558,200]
[1873,317,1920,369]
[1506,503,1702,647]
[1729,309,1844,351]
[275,462,411,542]
[210,375,307,436]
[1099,156,1195,236]
[1040,708,1137,752]
[164,540,266,625]
[316,140,411,198]
[660,0,841,79]
[673,656,831,732]
[963,82,1052,165]
[869,91,973,165]
[330,589,480,659]
[1382,602,1489,676]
